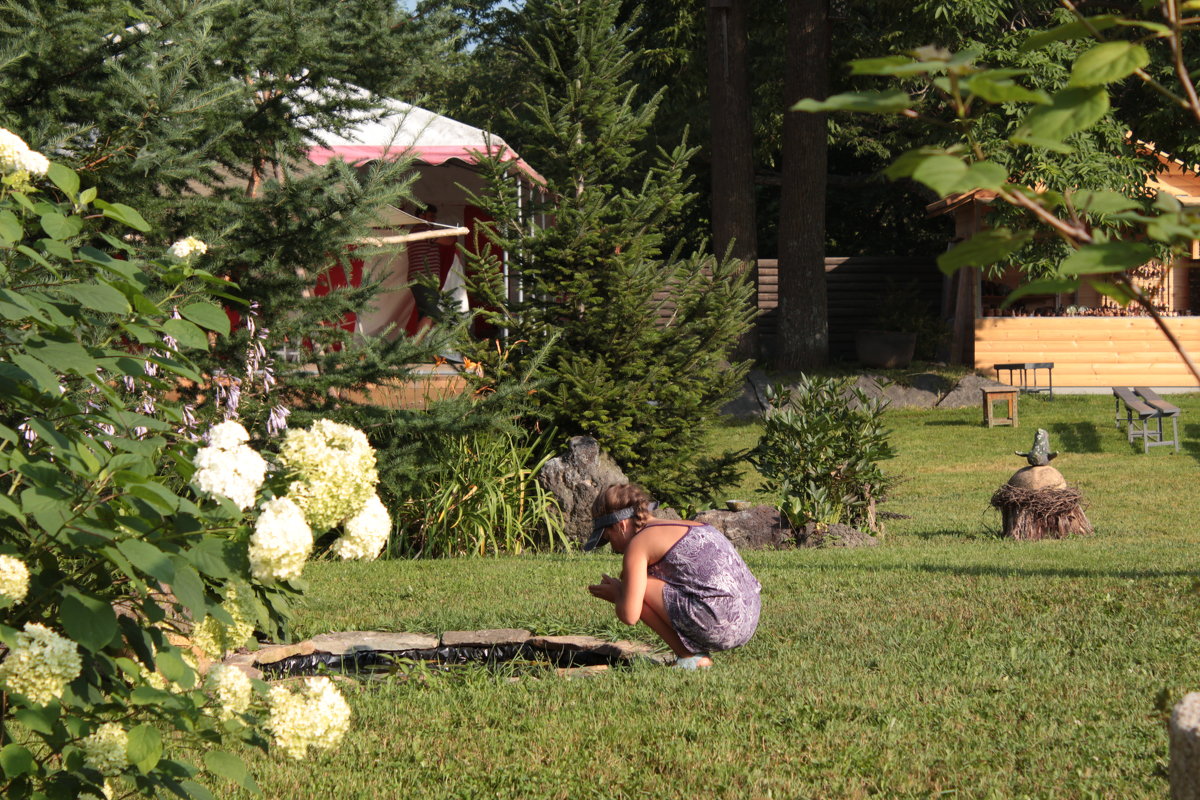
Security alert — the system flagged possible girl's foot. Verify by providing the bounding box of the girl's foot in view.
[673,653,712,670]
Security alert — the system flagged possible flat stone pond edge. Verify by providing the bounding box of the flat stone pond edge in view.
[221,629,672,681]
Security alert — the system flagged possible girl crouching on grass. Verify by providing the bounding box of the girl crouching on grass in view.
[586,483,761,669]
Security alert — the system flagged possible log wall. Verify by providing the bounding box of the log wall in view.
[975,316,1200,387]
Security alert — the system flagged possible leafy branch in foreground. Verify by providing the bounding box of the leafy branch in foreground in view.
[797,1,1200,381]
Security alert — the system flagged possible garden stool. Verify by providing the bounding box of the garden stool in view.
[993,362,1054,398]
[981,386,1019,428]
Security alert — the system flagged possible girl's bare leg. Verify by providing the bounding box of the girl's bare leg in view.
[641,578,713,667]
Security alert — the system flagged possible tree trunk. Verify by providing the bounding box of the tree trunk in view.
[706,0,758,356]
[775,0,829,370]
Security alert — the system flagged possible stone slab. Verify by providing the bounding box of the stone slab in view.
[528,634,609,653]
[307,630,439,655]
[440,629,532,647]
[252,641,316,665]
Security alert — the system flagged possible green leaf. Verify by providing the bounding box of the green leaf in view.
[168,560,207,618]
[80,186,97,204]
[1069,42,1150,87]
[0,210,22,245]
[186,538,236,580]
[793,90,912,114]
[849,56,939,77]
[1059,241,1156,275]
[909,155,969,197]
[58,282,131,314]
[966,76,1051,105]
[93,200,151,232]
[162,318,209,350]
[962,161,1008,192]
[9,354,61,395]
[0,744,35,777]
[117,539,176,584]
[1072,190,1137,215]
[156,648,194,688]
[39,212,82,241]
[180,780,218,800]
[1020,16,1119,51]
[1002,278,1080,306]
[1013,87,1109,143]
[1010,135,1075,154]
[61,589,118,652]
[180,302,231,335]
[14,707,55,735]
[205,750,259,794]
[1087,277,1137,306]
[126,724,162,773]
[27,338,95,377]
[937,228,1035,274]
[47,163,79,197]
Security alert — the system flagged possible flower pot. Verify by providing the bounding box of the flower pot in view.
[855,330,916,369]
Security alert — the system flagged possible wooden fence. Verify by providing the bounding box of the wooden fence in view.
[975,316,1200,388]
[756,256,942,359]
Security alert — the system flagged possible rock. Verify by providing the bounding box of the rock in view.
[907,372,954,396]
[441,629,532,648]
[936,373,1009,409]
[538,436,629,548]
[307,630,439,655]
[797,522,879,548]
[1007,465,1067,490]
[721,369,771,418]
[252,641,316,665]
[694,505,793,549]
[527,634,610,653]
[1171,692,1200,800]
[843,374,938,410]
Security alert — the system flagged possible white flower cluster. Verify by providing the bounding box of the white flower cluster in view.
[78,781,115,800]
[266,676,351,760]
[191,585,256,659]
[82,723,129,776]
[0,128,49,176]
[0,623,82,706]
[193,421,267,511]
[205,664,253,721]
[331,494,391,561]
[168,236,208,259]
[248,497,312,582]
[0,554,30,605]
[278,419,378,532]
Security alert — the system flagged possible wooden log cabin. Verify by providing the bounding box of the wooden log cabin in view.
[928,147,1200,390]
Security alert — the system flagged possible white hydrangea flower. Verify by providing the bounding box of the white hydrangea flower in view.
[78,781,115,800]
[0,554,30,605]
[16,148,49,176]
[82,723,129,776]
[0,128,48,176]
[191,585,256,659]
[0,623,82,706]
[205,663,254,721]
[331,495,391,561]
[168,236,208,259]
[206,420,250,450]
[193,442,267,511]
[266,676,351,760]
[278,419,378,532]
[248,497,312,582]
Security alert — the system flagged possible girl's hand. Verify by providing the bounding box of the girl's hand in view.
[587,573,621,603]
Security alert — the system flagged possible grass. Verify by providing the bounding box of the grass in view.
[226,393,1200,799]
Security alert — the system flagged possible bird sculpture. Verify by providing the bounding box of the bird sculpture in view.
[1015,428,1058,467]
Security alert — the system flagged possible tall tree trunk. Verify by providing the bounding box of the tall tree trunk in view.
[706,0,758,356]
[775,0,829,370]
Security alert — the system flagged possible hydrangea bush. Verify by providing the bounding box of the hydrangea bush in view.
[0,133,367,798]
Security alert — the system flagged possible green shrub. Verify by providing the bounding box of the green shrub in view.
[391,430,565,557]
[748,375,897,533]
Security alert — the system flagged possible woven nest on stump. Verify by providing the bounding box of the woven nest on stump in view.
[989,484,1093,541]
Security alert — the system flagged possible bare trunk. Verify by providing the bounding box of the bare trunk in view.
[706,0,758,356]
[775,0,829,370]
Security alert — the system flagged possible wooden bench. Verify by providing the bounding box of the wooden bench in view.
[1112,386,1180,453]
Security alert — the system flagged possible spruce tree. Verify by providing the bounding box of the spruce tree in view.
[462,0,756,506]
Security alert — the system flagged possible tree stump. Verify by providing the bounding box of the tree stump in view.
[989,466,1092,540]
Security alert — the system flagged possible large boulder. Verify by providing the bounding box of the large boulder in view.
[694,505,793,549]
[538,436,629,548]
[721,369,771,418]
[936,373,1009,409]
[843,374,939,410]
[797,522,879,548]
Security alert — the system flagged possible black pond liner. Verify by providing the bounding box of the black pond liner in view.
[261,643,626,680]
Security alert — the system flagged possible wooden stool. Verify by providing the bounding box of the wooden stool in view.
[981,387,1019,428]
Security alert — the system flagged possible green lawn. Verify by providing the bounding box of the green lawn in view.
[228,393,1200,799]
